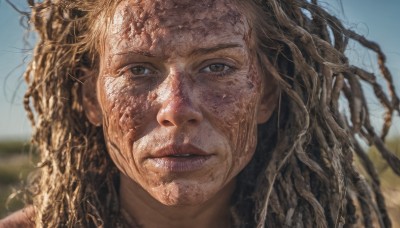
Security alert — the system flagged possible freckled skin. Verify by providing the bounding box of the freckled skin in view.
[88,0,274,226]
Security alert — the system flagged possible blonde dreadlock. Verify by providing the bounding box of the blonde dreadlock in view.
[23,0,400,227]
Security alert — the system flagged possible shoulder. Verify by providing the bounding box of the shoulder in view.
[0,206,35,228]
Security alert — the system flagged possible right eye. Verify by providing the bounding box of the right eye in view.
[117,63,159,79]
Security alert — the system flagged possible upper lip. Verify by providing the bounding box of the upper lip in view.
[150,144,210,158]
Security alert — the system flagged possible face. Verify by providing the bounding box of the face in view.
[84,0,277,206]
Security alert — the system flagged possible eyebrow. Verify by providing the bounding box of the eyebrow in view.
[189,43,244,56]
[112,43,243,58]
[113,50,155,57]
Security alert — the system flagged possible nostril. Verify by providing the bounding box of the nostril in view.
[162,120,174,126]
[188,119,198,124]
[160,118,198,127]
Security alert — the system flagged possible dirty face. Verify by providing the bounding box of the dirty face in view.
[86,0,276,206]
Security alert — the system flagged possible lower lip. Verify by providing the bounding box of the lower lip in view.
[147,155,212,172]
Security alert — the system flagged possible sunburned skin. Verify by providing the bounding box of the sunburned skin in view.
[83,0,278,227]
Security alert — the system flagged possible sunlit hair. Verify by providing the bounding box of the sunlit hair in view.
[23,0,400,227]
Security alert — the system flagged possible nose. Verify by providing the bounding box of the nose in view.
[156,74,203,127]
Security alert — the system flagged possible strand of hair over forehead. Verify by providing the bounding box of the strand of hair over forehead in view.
[21,0,400,227]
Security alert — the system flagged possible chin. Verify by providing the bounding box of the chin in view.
[149,180,212,206]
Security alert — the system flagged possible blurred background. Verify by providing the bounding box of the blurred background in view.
[0,0,399,225]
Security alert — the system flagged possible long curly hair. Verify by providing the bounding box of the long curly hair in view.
[23,0,400,227]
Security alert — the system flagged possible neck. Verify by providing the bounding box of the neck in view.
[119,174,235,228]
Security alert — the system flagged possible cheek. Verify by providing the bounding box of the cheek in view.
[202,64,262,169]
[99,78,157,168]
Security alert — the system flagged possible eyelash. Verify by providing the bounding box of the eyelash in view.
[199,63,235,77]
[119,62,235,78]
[119,64,158,78]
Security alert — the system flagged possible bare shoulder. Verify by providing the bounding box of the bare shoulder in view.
[0,206,35,228]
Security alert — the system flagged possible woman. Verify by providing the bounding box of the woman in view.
[1,0,399,227]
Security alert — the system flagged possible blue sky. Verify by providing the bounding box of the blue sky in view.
[0,1,399,140]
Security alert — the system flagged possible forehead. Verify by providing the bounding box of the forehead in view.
[105,0,251,56]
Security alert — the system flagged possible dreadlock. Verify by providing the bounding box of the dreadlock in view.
[24,0,123,227]
[23,0,400,227]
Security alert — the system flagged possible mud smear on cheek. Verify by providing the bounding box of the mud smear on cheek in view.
[103,116,131,175]
[232,64,264,173]
[233,63,261,163]
[207,68,261,176]
[104,113,141,176]
[100,98,135,176]
[204,80,259,140]
[246,56,263,89]
[101,77,158,176]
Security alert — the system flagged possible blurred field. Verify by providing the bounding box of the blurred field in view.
[0,140,33,218]
[0,140,399,226]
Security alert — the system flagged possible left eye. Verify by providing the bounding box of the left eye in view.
[201,63,231,73]
[129,66,153,76]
